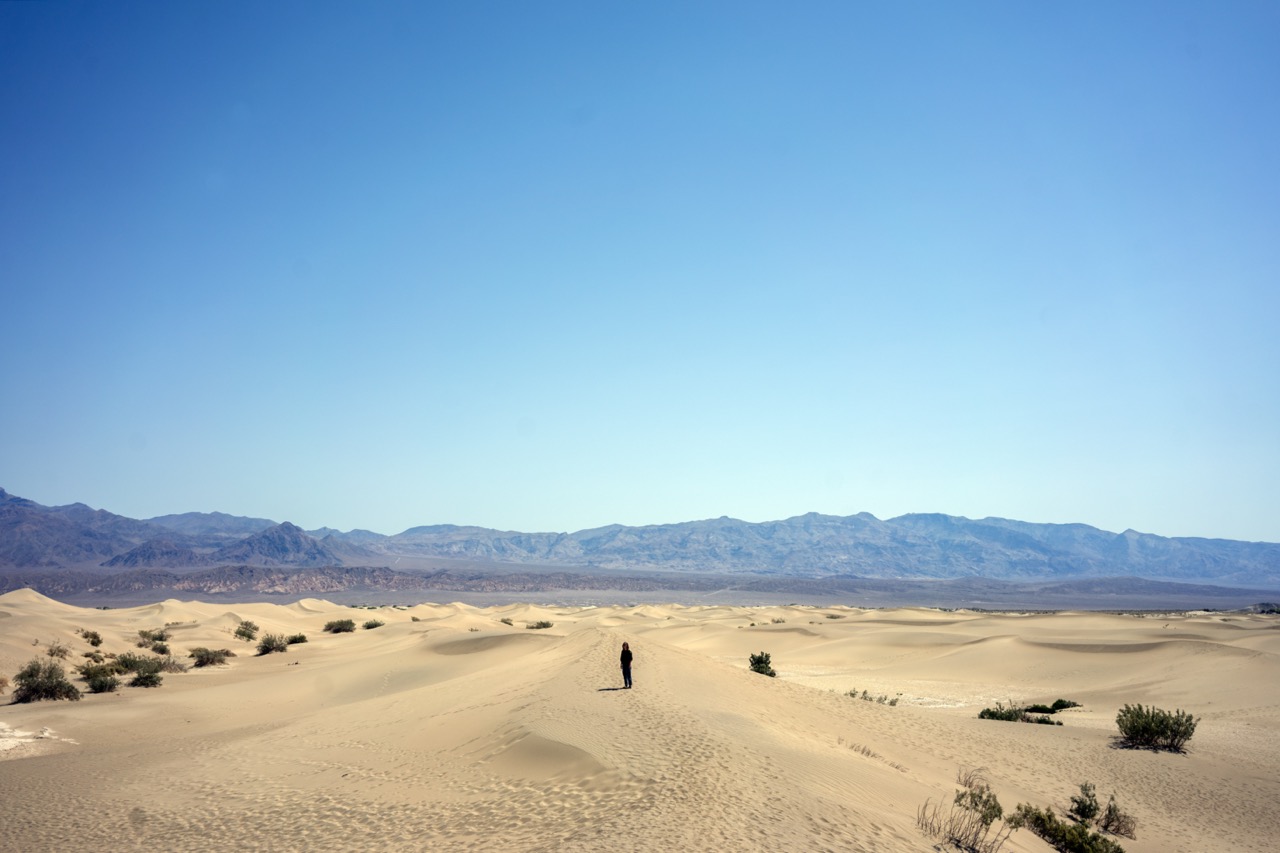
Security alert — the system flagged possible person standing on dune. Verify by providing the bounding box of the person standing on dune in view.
[620,642,633,689]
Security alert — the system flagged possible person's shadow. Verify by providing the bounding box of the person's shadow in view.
[597,687,626,692]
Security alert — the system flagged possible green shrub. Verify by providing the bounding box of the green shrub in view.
[525,620,553,630]
[1115,703,1198,751]
[256,634,288,655]
[137,628,171,646]
[1068,783,1100,824]
[500,617,514,626]
[189,648,235,667]
[771,617,786,624]
[234,620,259,642]
[80,629,103,647]
[83,665,121,694]
[158,655,188,674]
[363,619,385,630]
[131,670,163,688]
[979,702,1028,722]
[151,642,171,656]
[748,651,776,677]
[1008,803,1125,853]
[324,619,356,633]
[1052,698,1081,712]
[286,634,307,645]
[114,652,155,674]
[11,658,82,703]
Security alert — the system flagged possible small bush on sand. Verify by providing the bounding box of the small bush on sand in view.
[256,634,288,655]
[79,629,103,647]
[286,634,307,645]
[979,702,1061,726]
[917,768,1018,853]
[771,617,786,624]
[363,619,385,630]
[189,648,235,667]
[500,617,514,626]
[748,651,776,677]
[0,676,8,694]
[131,670,163,688]
[46,640,71,659]
[1008,803,1125,853]
[1069,782,1100,824]
[81,664,121,694]
[137,628,171,646]
[151,642,171,656]
[526,621,553,630]
[158,655,188,674]
[234,620,259,642]
[324,619,356,633]
[1115,703,1197,751]
[12,658,82,703]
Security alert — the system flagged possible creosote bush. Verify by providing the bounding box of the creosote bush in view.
[79,629,103,647]
[324,619,356,633]
[286,634,307,645]
[1008,803,1125,853]
[81,664,121,694]
[917,768,1018,853]
[46,640,71,659]
[12,658,82,703]
[1115,703,1198,751]
[189,648,235,667]
[363,619,385,630]
[526,621,553,630]
[748,651,776,677]
[257,634,289,655]
[500,617,514,626]
[978,701,1062,726]
[234,621,259,642]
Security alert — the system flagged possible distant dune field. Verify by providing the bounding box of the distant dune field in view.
[1,590,1277,852]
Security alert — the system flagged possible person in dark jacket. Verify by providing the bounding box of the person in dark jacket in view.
[620,642,633,689]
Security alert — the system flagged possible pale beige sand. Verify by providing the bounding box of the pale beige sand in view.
[1,589,1277,852]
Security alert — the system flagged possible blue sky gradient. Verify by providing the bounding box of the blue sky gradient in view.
[3,2,1278,540]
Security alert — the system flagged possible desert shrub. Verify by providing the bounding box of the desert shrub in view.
[526,621,553,630]
[825,613,844,619]
[1069,783,1100,824]
[500,617,513,626]
[257,634,288,655]
[363,619,385,630]
[114,652,153,673]
[411,616,421,622]
[234,620,259,642]
[1099,795,1137,839]
[11,658,82,703]
[80,629,103,647]
[82,650,105,663]
[82,664,121,694]
[917,770,1018,853]
[189,648,235,667]
[748,651,776,677]
[1052,698,1081,711]
[771,617,786,624]
[151,642,171,656]
[0,675,8,694]
[324,619,356,633]
[286,634,307,645]
[46,640,71,659]
[1008,803,1125,853]
[1115,703,1198,751]
[979,702,1028,722]
[131,670,163,688]
[137,628,171,646]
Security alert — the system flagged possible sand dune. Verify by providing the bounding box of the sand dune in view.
[1,590,1277,851]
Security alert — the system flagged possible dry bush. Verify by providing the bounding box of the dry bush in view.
[11,658,82,703]
[917,770,1018,853]
[1115,703,1197,751]
[189,648,235,667]
[1100,795,1137,839]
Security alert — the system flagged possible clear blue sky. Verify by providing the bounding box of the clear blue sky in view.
[3,2,1277,541]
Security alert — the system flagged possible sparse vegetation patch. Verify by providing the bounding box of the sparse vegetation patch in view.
[79,629,103,647]
[1115,703,1198,751]
[11,658,82,703]
[847,688,900,706]
[917,768,1018,853]
[189,648,235,667]
[748,651,776,677]
[324,619,356,633]
[234,621,259,642]
[286,634,307,645]
[363,619,385,630]
[526,621,553,630]
[978,701,1063,726]
[257,634,288,655]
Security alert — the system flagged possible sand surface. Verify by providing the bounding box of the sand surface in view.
[1,589,1277,852]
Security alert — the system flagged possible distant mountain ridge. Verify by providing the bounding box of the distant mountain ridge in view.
[1,487,1277,586]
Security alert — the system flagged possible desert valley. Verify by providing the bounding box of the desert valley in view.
[2,589,1278,852]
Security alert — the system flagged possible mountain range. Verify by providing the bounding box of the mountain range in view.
[2,487,1278,589]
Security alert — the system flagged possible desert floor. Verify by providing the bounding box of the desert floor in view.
[1,589,1277,852]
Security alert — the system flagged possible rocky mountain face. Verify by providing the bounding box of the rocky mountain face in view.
[1,488,1277,587]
